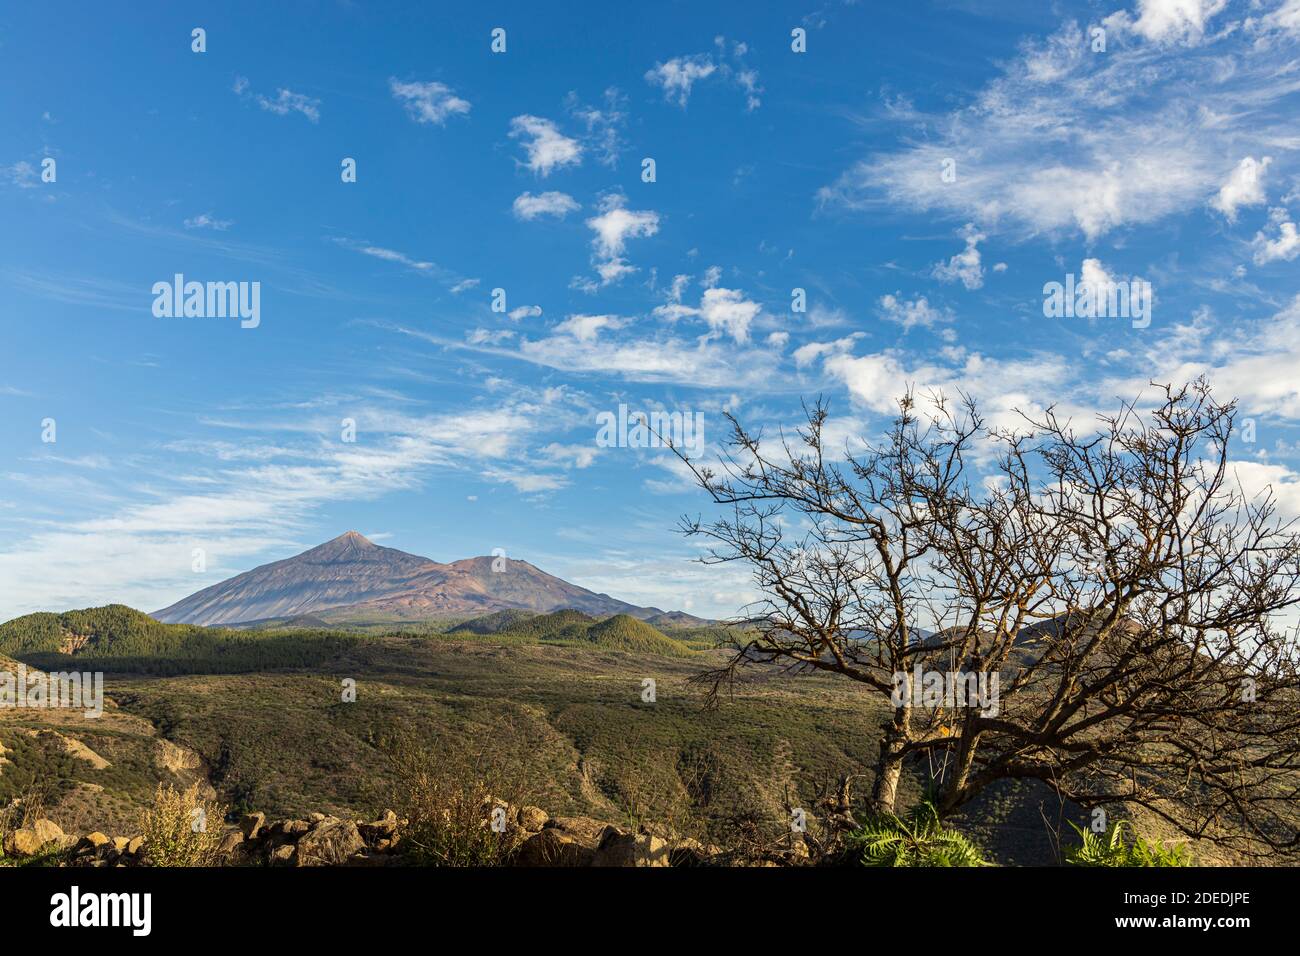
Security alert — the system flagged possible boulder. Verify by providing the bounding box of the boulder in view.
[217,831,245,856]
[270,844,296,865]
[239,811,266,839]
[126,837,144,856]
[592,830,671,867]
[543,816,614,845]
[517,806,549,832]
[4,819,67,857]
[513,828,596,867]
[294,820,364,866]
[112,836,130,852]
[359,811,398,843]
[80,832,111,851]
[278,819,310,837]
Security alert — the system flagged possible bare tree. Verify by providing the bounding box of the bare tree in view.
[677,381,1300,858]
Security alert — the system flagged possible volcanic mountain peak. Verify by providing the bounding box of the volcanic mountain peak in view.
[152,533,707,628]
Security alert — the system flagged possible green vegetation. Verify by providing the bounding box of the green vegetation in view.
[576,614,694,657]
[0,605,1272,864]
[0,605,358,675]
[846,799,988,867]
[478,609,695,657]
[446,609,538,635]
[1064,820,1192,867]
[138,783,227,866]
[379,731,529,866]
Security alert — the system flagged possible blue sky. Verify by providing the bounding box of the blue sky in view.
[2,0,1299,620]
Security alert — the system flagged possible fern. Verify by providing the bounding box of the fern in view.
[1065,820,1191,866]
[846,800,987,867]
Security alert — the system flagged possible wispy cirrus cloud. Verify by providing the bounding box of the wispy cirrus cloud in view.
[512,190,580,221]
[817,7,1300,241]
[234,75,321,122]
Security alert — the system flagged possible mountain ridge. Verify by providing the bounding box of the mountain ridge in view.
[152,532,707,628]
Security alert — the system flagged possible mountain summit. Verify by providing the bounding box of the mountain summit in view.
[152,533,694,627]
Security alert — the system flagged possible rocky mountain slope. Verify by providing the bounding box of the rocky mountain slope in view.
[152,532,704,627]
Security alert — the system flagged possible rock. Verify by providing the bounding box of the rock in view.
[517,806,549,832]
[217,831,245,855]
[270,845,296,865]
[153,738,201,774]
[592,830,671,867]
[112,836,130,852]
[4,829,44,857]
[543,816,613,846]
[294,820,364,866]
[359,811,399,843]
[80,832,112,851]
[126,837,144,856]
[278,819,309,837]
[33,818,68,846]
[5,819,68,856]
[513,828,596,867]
[239,811,266,839]
[308,812,326,823]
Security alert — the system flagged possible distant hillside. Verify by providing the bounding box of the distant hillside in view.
[446,608,538,635]
[496,609,599,642]
[0,605,355,676]
[481,609,693,657]
[152,532,706,627]
[584,615,694,657]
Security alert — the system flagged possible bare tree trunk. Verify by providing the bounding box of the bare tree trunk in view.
[870,707,909,815]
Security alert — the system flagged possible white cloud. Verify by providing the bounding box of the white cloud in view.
[389,78,471,125]
[583,194,660,286]
[793,334,862,368]
[540,443,599,469]
[818,17,1297,241]
[344,242,434,271]
[645,38,761,110]
[1107,0,1228,45]
[1211,156,1271,222]
[509,115,582,177]
[653,283,763,343]
[0,402,561,616]
[508,305,543,321]
[932,224,985,290]
[565,88,628,166]
[645,54,716,107]
[256,88,320,122]
[554,313,625,343]
[698,287,760,342]
[467,328,515,345]
[877,293,951,331]
[1252,209,1300,264]
[3,161,38,189]
[512,190,580,220]
[184,213,233,231]
[1267,0,1300,32]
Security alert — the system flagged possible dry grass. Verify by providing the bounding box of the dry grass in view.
[138,783,227,866]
